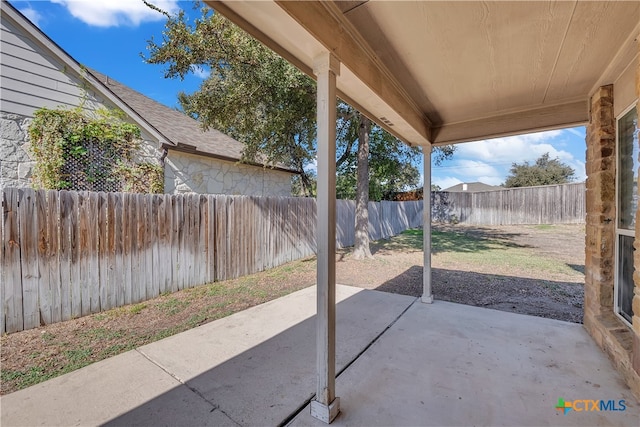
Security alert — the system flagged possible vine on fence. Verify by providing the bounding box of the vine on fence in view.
[28,107,163,193]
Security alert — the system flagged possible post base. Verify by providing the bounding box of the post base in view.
[310,397,340,424]
[421,294,434,304]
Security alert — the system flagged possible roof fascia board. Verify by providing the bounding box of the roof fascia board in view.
[1,1,173,146]
[208,0,431,145]
[168,143,299,175]
[430,100,588,146]
[276,0,431,141]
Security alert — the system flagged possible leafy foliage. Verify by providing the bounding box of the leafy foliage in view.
[144,2,454,199]
[503,153,575,188]
[336,118,422,201]
[144,2,316,193]
[114,162,164,194]
[335,107,454,200]
[28,107,163,193]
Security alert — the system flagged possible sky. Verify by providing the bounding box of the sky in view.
[9,0,587,190]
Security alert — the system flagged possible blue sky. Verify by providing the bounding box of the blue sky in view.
[10,0,587,189]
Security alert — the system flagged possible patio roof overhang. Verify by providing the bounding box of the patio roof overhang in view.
[205,1,640,423]
[206,0,639,147]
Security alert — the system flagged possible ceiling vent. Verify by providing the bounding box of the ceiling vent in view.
[379,116,394,126]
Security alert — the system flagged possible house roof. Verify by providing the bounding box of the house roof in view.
[88,69,297,174]
[207,1,639,147]
[442,182,501,193]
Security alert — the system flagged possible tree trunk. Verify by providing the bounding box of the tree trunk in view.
[352,114,373,259]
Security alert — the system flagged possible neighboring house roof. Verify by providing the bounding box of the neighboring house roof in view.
[443,182,500,192]
[87,69,297,174]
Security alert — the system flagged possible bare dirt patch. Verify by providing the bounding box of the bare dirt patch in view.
[346,224,585,323]
[1,223,584,395]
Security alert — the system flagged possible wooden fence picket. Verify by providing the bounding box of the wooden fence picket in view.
[3,188,23,333]
[36,190,51,325]
[97,192,110,311]
[46,190,62,323]
[19,189,39,330]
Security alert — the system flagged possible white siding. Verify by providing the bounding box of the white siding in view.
[0,15,105,118]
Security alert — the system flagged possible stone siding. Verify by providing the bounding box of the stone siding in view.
[0,111,162,190]
[584,84,640,400]
[584,85,616,320]
[0,112,34,189]
[165,151,293,196]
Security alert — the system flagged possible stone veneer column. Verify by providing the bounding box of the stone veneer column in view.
[584,85,616,331]
[633,39,640,374]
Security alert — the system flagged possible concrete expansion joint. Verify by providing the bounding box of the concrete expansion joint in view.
[336,296,419,380]
[135,349,242,425]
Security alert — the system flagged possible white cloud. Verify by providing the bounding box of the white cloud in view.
[191,65,211,79]
[455,129,568,164]
[432,176,462,190]
[475,176,504,186]
[51,0,181,27]
[432,128,587,186]
[304,159,317,173]
[452,159,501,178]
[19,6,42,26]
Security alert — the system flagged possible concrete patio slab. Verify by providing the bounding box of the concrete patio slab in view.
[131,285,415,426]
[0,350,236,426]
[290,300,639,427]
[0,285,416,426]
[2,285,638,426]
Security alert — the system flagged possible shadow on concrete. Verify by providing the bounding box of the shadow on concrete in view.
[568,263,586,274]
[102,289,414,427]
[374,266,584,323]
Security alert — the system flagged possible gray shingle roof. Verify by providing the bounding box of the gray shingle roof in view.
[88,69,297,173]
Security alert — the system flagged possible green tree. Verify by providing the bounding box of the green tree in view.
[335,118,423,201]
[144,1,318,194]
[144,2,454,258]
[503,153,575,188]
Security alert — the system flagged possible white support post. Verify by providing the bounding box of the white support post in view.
[422,146,433,303]
[310,51,340,424]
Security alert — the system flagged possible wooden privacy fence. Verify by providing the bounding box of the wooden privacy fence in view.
[1,189,420,333]
[432,182,586,225]
[1,183,583,332]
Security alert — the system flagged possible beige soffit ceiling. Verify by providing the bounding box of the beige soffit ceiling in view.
[207,1,640,147]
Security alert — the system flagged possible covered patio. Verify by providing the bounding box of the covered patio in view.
[2,2,638,426]
[203,1,640,421]
[1,285,638,426]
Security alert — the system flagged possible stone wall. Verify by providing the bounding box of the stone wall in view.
[584,83,640,399]
[165,151,293,196]
[0,111,163,191]
[0,113,290,197]
[0,112,34,189]
[584,85,616,321]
